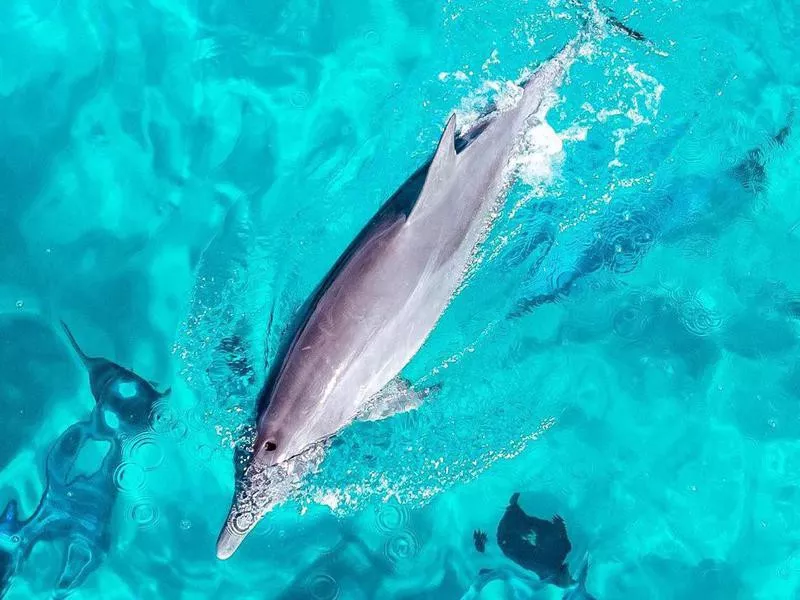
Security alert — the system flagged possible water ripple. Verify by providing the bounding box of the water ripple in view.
[613,293,652,340]
[150,402,188,441]
[126,433,164,471]
[675,291,724,337]
[130,501,160,529]
[383,530,420,571]
[113,462,146,493]
[305,573,339,600]
[607,214,655,274]
[374,500,410,535]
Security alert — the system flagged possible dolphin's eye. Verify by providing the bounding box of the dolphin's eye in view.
[264,441,277,452]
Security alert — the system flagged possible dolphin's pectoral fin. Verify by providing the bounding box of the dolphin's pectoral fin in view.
[358,377,441,422]
[410,114,458,219]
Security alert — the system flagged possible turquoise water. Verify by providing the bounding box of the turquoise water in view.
[2,0,799,597]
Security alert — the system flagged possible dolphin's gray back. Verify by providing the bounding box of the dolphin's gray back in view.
[216,24,594,560]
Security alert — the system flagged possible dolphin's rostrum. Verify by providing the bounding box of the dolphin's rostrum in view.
[217,13,628,560]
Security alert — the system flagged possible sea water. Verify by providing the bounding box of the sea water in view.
[1,0,799,597]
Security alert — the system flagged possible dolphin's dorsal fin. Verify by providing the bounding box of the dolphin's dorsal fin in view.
[411,114,458,217]
[429,113,457,174]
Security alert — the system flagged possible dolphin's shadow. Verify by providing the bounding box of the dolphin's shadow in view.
[496,492,573,586]
[461,490,596,599]
[508,115,793,319]
[0,325,169,598]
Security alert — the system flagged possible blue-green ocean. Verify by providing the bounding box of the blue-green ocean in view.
[1,0,799,597]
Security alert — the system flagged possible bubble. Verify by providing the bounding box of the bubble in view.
[127,434,164,470]
[375,500,409,535]
[14,300,23,309]
[113,462,146,493]
[180,519,192,531]
[383,530,420,570]
[130,501,160,529]
[306,573,339,600]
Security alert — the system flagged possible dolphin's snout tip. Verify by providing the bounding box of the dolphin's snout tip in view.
[215,525,244,561]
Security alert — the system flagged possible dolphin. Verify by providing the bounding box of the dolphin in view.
[217,12,639,559]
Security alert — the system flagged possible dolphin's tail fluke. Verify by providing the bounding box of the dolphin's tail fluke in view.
[60,321,96,369]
